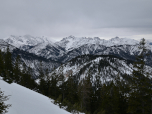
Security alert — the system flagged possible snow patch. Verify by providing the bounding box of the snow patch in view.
[0,79,70,114]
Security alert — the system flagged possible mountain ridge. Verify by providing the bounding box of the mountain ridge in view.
[2,35,152,62]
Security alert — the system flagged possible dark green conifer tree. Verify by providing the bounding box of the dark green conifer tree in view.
[65,73,78,111]
[3,46,13,83]
[0,89,11,114]
[20,63,28,86]
[127,38,152,114]
[50,72,59,99]
[38,61,46,94]
[44,69,51,96]
[0,50,4,76]
[93,71,102,113]
[58,65,66,102]
[20,63,37,90]
[14,55,21,83]
[78,69,93,113]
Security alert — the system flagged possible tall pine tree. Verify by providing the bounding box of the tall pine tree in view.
[3,46,13,83]
[0,89,11,114]
[14,55,21,83]
[127,38,152,114]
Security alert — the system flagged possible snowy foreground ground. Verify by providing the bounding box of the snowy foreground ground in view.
[0,79,70,114]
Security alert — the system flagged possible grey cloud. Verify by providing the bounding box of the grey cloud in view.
[0,0,152,40]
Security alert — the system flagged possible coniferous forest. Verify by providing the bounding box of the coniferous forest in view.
[1,38,152,114]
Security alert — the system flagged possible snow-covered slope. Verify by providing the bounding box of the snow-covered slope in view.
[0,79,70,114]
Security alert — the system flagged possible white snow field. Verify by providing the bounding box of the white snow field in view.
[0,79,70,114]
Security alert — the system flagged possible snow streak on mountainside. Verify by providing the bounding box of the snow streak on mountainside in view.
[0,79,70,114]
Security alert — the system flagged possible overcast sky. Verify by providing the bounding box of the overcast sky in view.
[0,0,152,41]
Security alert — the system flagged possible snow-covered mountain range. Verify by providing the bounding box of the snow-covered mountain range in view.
[3,35,152,51]
[2,35,152,62]
[1,35,152,79]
